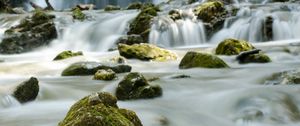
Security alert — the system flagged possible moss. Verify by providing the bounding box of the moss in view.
[215,38,255,55]
[93,69,116,81]
[127,4,159,42]
[12,77,39,103]
[72,7,86,21]
[53,51,83,60]
[61,62,132,76]
[193,0,227,23]
[118,43,177,61]
[104,5,121,11]
[58,92,142,126]
[116,72,162,100]
[179,51,229,69]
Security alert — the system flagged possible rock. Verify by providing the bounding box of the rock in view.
[0,0,12,13]
[58,92,142,126]
[263,16,273,41]
[11,7,27,14]
[118,43,177,61]
[193,0,228,38]
[265,70,300,85]
[127,4,160,42]
[116,35,144,45]
[273,0,289,2]
[188,0,198,4]
[72,7,86,21]
[93,69,116,81]
[126,2,143,10]
[179,51,229,69]
[110,56,127,64]
[0,10,57,54]
[12,77,39,104]
[61,62,131,76]
[236,49,271,64]
[76,4,95,10]
[169,9,182,21]
[53,50,83,61]
[215,38,255,55]
[104,5,121,11]
[171,74,191,79]
[116,72,162,100]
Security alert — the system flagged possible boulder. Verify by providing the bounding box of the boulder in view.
[12,77,39,104]
[93,69,116,81]
[116,72,162,100]
[169,9,182,21]
[126,2,143,10]
[104,5,121,11]
[215,38,255,55]
[0,10,57,54]
[58,92,142,126]
[127,4,160,42]
[236,49,271,64]
[179,51,229,69]
[0,0,12,13]
[116,35,144,45]
[118,43,177,61]
[53,50,83,60]
[72,7,86,21]
[61,62,131,76]
[193,0,228,38]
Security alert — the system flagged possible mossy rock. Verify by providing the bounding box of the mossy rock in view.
[0,10,57,54]
[58,92,142,126]
[169,9,182,21]
[53,51,83,60]
[93,69,116,81]
[72,7,86,21]
[193,0,227,23]
[215,38,255,55]
[188,0,198,4]
[126,2,143,10]
[127,4,159,42]
[116,35,144,45]
[61,62,132,76]
[104,5,121,11]
[118,43,177,61]
[12,77,39,104]
[236,49,271,64]
[179,51,229,69]
[116,72,162,100]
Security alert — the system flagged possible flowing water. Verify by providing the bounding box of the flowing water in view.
[1,0,300,126]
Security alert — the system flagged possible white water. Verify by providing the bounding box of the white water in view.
[1,1,300,126]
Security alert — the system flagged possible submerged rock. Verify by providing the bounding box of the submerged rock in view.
[265,70,300,85]
[110,56,127,64]
[72,7,86,21]
[263,16,273,41]
[236,49,271,64]
[116,35,144,45]
[127,3,160,42]
[193,0,228,38]
[61,62,131,76]
[93,69,116,81]
[53,50,83,60]
[118,43,177,61]
[215,38,255,55]
[179,51,229,69]
[12,77,39,104]
[104,5,121,11]
[116,72,162,100]
[58,92,142,126]
[0,10,57,54]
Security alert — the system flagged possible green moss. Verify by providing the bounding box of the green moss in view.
[72,7,86,21]
[126,2,143,10]
[127,4,159,42]
[193,0,226,23]
[118,43,177,61]
[53,51,83,60]
[116,72,162,100]
[93,69,116,81]
[59,92,142,126]
[179,51,229,69]
[215,38,255,55]
[12,77,39,103]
